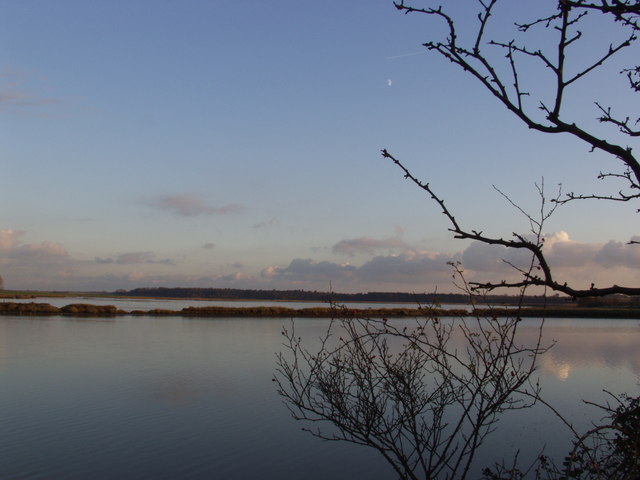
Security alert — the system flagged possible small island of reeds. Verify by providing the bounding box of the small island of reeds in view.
[1,301,639,319]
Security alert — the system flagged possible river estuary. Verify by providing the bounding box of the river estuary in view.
[0,298,638,479]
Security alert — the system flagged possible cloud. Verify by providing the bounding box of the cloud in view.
[0,229,24,250]
[218,272,248,282]
[0,90,58,110]
[0,230,69,262]
[127,271,146,282]
[0,71,59,111]
[357,250,454,280]
[332,235,409,257]
[532,231,640,269]
[458,231,640,274]
[263,231,640,292]
[13,242,69,260]
[253,218,280,229]
[0,229,76,289]
[455,231,640,291]
[261,258,357,282]
[461,241,529,273]
[95,251,176,265]
[595,240,640,268]
[262,250,455,288]
[148,195,243,217]
[4,225,640,294]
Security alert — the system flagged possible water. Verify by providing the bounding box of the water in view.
[0,304,638,479]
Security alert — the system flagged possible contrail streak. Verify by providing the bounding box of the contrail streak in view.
[385,51,427,60]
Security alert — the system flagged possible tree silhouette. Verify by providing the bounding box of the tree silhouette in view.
[276,270,548,480]
[388,0,639,298]
[276,2,640,479]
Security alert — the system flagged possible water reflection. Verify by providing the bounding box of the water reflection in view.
[0,314,637,479]
[545,322,640,375]
[541,354,572,380]
[518,319,640,379]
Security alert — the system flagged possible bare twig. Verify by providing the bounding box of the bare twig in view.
[382,149,640,298]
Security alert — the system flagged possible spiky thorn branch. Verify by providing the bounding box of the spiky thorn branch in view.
[552,166,640,207]
[393,0,640,206]
[382,149,640,298]
[563,0,640,30]
[596,102,640,137]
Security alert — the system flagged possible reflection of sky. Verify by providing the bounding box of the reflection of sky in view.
[0,314,637,479]
[542,355,572,381]
[521,319,640,379]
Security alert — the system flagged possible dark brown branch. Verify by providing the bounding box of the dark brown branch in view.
[563,0,640,29]
[564,33,636,87]
[382,150,640,298]
[596,102,640,136]
[398,0,640,196]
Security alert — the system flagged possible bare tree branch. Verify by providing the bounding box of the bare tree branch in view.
[394,0,640,201]
[382,150,640,298]
[276,293,548,479]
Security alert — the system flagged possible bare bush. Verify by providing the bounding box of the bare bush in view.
[275,267,548,479]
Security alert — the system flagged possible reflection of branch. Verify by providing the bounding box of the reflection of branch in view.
[382,149,640,298]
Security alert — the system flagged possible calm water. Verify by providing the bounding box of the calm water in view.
[0,306,638,479]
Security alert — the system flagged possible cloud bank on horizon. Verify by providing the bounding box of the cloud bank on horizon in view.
[1,228,639,294]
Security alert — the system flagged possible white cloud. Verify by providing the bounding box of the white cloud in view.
[540,231,640,269]
[0,229,24,250]
[127,271,146,282]
[261,258,357,283]
[332,235,409,257]
[95,251,176,265]
[456,231,640,291]
[0,230,70,262]
[13,242,69,260]
[595,240,640,268]
[0,229,75,289]
[461,241,529,273]
[261,250,456,289]
[3,226,640,294]
[357,250,454,280]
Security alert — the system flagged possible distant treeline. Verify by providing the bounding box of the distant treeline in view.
[118,287,570,305]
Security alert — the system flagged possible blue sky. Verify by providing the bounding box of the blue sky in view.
[1,1,638,293]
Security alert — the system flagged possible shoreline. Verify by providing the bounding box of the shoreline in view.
[0,301,639,319]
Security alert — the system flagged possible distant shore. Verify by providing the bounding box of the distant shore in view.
[0,301,639,319]
[0,287,570,306]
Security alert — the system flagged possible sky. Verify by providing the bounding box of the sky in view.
[1,0,639,294]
